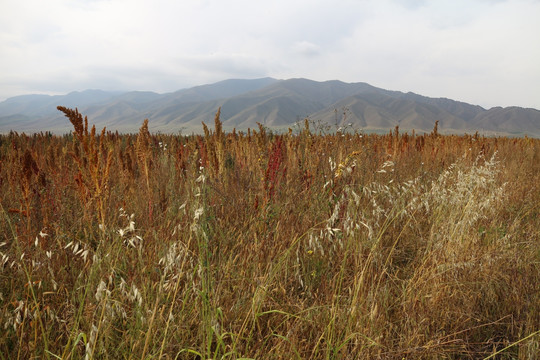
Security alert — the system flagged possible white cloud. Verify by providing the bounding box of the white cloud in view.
[293,41,321,57]
[0,0,539,109]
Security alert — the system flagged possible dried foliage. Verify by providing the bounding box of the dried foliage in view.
[0,109,539,359]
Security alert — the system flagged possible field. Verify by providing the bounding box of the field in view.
[0,107,539,359]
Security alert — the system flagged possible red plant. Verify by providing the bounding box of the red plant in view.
[264,137,286,202]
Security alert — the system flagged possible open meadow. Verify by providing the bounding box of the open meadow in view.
[0,108,539,359]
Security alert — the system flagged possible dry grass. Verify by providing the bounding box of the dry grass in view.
[0,108,539,359]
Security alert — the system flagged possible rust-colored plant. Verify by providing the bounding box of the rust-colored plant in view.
[57,106,113,227]
[0,121,539,359]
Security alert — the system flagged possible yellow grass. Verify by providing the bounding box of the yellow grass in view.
[0,108,538,359]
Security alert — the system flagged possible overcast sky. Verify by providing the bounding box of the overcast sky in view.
[1,0,539,109]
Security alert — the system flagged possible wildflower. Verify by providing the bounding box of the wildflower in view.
[194,207,204,221]
[195,174,206,183]
[81,249,89,262]
[95,280,110,302]
[85,324,98,360]
[0,252,8,267]
[128,216,135,231]
[334,150,361,179]
[127,235,143,248]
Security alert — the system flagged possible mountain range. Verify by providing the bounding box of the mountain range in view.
[1,78,539,137]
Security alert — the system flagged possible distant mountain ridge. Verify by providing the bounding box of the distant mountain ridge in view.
[1,78,539,137]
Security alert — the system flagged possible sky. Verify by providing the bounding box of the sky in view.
[1,0,539,109]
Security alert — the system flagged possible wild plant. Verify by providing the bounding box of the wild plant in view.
[0,124,538,359]
[57,106,113,229]
[135,119,153,222]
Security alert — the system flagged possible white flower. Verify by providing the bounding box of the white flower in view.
[194,207,204,221]
[195,174,206,183]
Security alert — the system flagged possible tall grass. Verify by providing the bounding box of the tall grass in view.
[0,109,538,359]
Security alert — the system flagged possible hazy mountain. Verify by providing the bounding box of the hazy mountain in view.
[0,90,123,117]
[1,78,539,137]
[470,106,540,135]
[311,91,468,131]
[161,77,279,104]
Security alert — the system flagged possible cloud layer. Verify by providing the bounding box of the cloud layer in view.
[1,0,539,109]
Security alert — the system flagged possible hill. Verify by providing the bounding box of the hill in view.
[1,78,538,136]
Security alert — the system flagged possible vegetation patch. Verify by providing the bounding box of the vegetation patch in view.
[0,108,538,359]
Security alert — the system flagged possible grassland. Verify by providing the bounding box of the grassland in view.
[0,108,539,359]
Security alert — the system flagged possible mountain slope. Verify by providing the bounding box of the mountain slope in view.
[0,90,123,117]
[1,78,538,137]
[312,91,468,131]
[470,107,540,135]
